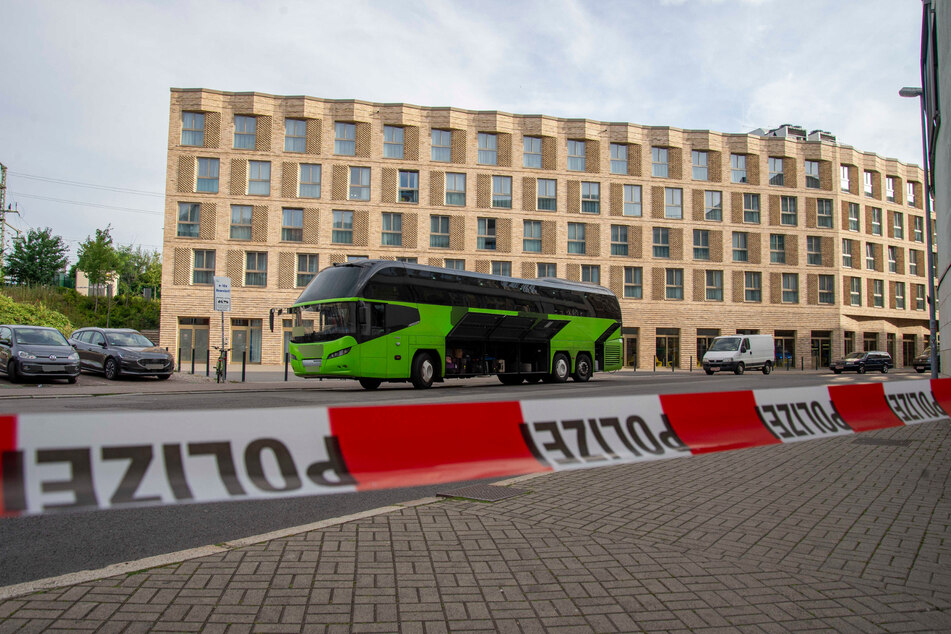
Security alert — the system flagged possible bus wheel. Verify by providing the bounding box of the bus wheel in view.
[572,353,593,382]
[359,378,382,390]
[547,353,570,383]
[411,353,436,389]
[524,375,542,383]
[498,374,523,385]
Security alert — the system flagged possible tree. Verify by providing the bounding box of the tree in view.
[115,245,162,297]
[76,226,120,312]
[4,228,69,286]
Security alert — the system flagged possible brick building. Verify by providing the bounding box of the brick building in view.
[161,88,932,369]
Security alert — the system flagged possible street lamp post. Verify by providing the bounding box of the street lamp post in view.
[899,86,938,378]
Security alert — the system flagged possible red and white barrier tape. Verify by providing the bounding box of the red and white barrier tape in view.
[1,379,948,517]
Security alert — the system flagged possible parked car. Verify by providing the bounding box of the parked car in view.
[68,328,173,380]
[0,325,80,384]
[913,347,940,373]
[830,350,892,374]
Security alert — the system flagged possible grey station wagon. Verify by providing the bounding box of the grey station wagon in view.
[69,328,174,380]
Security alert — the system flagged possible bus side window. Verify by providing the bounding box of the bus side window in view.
[366,302,386,338]
[385,304,420,333]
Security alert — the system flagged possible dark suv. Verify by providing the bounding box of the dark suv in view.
[830,350,892,374]
[913,347,939,373]
[68,328,173,380]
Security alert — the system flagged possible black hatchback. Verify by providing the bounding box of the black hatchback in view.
[830,351,892,374]
[69,328,174,380]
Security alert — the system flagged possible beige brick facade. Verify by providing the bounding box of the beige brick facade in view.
[163,89,932,368]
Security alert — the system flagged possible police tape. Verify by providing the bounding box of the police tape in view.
[1,378,948,517]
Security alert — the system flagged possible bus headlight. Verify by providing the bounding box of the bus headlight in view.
[326,347,351,359]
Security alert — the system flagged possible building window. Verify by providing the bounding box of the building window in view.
[848,203,859,231]
[245,252,267,287]
[610,143,627,174]
[886,176,896,201]
[768,157,784,186]
[743,193,760,223]
[732,232,749,262]
[623,184,642,216]
[492,261,512,277]
[888,245,898,273]
[523,136,542,168]
[381,212,402,246]
[297,254,319,287]
[692,151,708,180]
[916,284,925,310]
[652,227,670,258]
[873,279,884,307]
[817,199,833,228]
[864,171,873,196]
[807,236,822,265]
[780,196,797,225]
[398,257,417,263]
[665,269,684,300]
[567,222,586,254]
[907,182,916,205]
[299,164,321,198]
[871,207,882,235]
[478,133,498,165]
[182,111,205,146]
[805,160,820,189]
[477,218,497,250]
[567,140,585,171]
[893,211,904,239]
[445,259,465,271]
[665,187,683,219]
[334,122,356,155]
[446,173,466,206]
[177,202,199,238]
[896,282,906,309]
[914,216,924,242]
[332,210,353,244]
[842,238,853,268]
[693,229,710,260]
[850,278,862,305]
[581,265,600,284]
[430,215,450,248]
[782,273,798,303]
[611,225,628,256]
[866,243,876,269]
[285,119,306,153]
[523,220,542,253]
[731,154,747,183]
[431,129,451,162]
[706,270,723,301]
[623,267,643,298]
[745,272,762,302]
[840,165,851,191]
[349,166,370,201]
[383,126,404,159]
[196,158,219,193]
[910,250,919,275]
[819,275,834,305]
[537,179,557,210]
[581,182,600,214]
[770,234,786,264]
[702,190,722,221]
[248,161,270,195]
[234,115,256,149]
[652,147,669,178]
[538,262,556,277]
[230,205,252,240]
[193,249,215,285]
[399,170,419,203]
[492,176,512,208]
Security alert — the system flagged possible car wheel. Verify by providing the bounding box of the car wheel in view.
[156,373,171,381]
[704,369,714,375]
[7,361,19,384]
[104,357,120,380]
[881,365,889,374]
[410,353,435,389]
[359,378,382,390]
[858,365,866,374]
[572,353,593,382]
[916,368,925,373]
[762,361,772,375]
[833,369,842,374]
[66,376,77,384]
[734,362,745,375]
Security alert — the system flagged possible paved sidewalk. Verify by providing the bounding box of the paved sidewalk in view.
[0,417,949,631]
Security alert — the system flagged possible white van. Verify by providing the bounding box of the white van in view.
[702,334,775,375]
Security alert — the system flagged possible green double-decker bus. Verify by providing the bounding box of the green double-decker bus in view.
[270,260,623,389]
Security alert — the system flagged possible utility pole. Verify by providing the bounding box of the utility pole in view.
[0,163,21,285]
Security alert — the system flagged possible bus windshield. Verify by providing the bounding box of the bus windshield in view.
[291,302,356,344]
[709,337,741,352]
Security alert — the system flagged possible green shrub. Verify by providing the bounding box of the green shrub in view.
[0,294,73,334]
[0,286,160,332]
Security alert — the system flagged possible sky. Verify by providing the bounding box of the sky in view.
[0,0,926,264]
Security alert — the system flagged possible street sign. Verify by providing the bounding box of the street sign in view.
[213,276,232,312]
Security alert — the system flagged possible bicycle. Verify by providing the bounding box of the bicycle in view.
[213,345,230,384]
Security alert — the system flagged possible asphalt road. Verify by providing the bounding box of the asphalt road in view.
[0,369,930,587]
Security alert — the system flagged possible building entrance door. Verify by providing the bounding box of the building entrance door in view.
[774,330,796,369]
[656,328,680,368]
[811,331,831,368]
[622,327,638,369]
[696,328,719,367]
[231,318,263,364]
[902,334,916,367]
[178,317,209,364]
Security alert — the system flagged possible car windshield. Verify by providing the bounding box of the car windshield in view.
[15,328,68,346]
[845,352,865,359]
[292,302,356,343]
[709,337,741,352]
[106,331,154,347]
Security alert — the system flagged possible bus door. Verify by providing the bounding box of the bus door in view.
[358,302,420,378]
[358,302,389,378]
